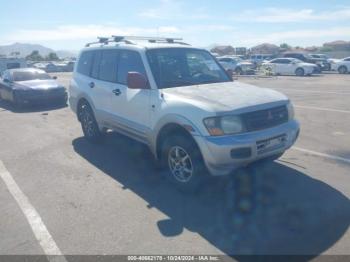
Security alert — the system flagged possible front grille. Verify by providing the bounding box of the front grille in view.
[27,88,65,98]
[242,105,288,132]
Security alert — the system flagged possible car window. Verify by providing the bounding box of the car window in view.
[117,50,147,85]
[147,48,230,89]
[270,59,280,64]
[344,58,350,62]
[99,50,119,83]
[7,62,21,69]
[219,58,231,62]
[77,51,94,76]
[91,51,102,79]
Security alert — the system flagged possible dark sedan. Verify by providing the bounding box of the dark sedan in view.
[0,68,67,108]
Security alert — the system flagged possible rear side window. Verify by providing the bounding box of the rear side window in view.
[7,63,20,69]
[99,50,119,83]
[77,51,94,76]
[117,50,146,85]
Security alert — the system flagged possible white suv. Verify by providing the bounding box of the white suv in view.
[69,36,300,191]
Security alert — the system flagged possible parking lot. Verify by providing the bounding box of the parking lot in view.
[0,72,349,258]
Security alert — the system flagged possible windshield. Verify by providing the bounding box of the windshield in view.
[13,71,52,82]
[146,48,231,89]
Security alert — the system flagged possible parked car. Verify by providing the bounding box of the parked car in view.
[262,58,316,76]
[282,52,329,72]
[331,57,350,74]
[249,54,273,66]
[309,54,332,71]
[0,68,67,107]
[217,56,255,75]
[0,58,27,73]
[69,36,299,191]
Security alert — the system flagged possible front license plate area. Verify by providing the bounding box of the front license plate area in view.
[256,134,287,155]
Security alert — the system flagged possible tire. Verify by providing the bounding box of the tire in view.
[295,68,304,76]
[338,66,348,74]
[78,101,103,143]
[235,67,243,75]
[161,134,208,192]
[13,92,23,109]
[324,63,331,71]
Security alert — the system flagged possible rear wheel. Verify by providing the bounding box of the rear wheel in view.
[295,68,304,76]
[161,134,208,192]
[338,66,348,74]
[78,101,103,143]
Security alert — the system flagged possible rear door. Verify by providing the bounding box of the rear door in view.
[89,49,119,123]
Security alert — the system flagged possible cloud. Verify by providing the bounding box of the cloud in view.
[233,7,350,23]
[230,27,350,47]
[1,24,182,44]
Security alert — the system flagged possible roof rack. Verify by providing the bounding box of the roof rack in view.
[85,36,189,47]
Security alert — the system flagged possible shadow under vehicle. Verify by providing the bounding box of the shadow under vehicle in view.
[73,132,350,259]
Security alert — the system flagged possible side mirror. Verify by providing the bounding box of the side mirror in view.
[127,72,149,89]
[52,76,58,80]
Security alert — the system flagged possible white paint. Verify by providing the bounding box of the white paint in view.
[294,105,350,114]
[292,147,350,164]
[333,131,345,136]
[0,160,66,262]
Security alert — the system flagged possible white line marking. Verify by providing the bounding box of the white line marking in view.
[292,147,350,164]
[272,88,350,95]
[294,105,350,114]
[0,160,67,262]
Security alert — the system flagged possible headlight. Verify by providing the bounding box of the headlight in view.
[287,102,294,120]
[203,115,244,136]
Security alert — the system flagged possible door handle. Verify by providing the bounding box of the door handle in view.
[112,89,121,96]
[89,82,95,88]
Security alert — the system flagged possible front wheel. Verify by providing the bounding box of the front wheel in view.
[161,135,208,192]
[338,66,348,74]
[78,102,104,143]
[295,68,305,76]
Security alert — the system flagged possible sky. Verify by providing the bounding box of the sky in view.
[1,0,350,51]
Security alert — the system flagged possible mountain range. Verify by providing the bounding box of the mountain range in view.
[0,43,77,58]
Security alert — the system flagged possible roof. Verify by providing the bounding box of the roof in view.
[81,41,196,53]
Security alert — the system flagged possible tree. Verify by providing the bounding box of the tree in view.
[280,43,291,49]
[46,52,59,61]
[25,50,44,61]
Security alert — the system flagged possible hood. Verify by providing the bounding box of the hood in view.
[162,81,288,113]
[13,80,62,90]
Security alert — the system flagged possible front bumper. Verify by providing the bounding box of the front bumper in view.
[16,90,67,105]
[194,120,300,176]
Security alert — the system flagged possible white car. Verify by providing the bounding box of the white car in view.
[69,36,299,191]
[217,56,255,75]
[331,57,350,74]
[262,58,316,76]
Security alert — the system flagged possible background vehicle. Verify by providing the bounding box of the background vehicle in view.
[217,56,255,75]
[0,58,27,73]
[69,36,299,192]
[283,52,329,72]
[249,54,273,66]
[262,58,316,76]
[0,68,67,107]
[331,57,350,74]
